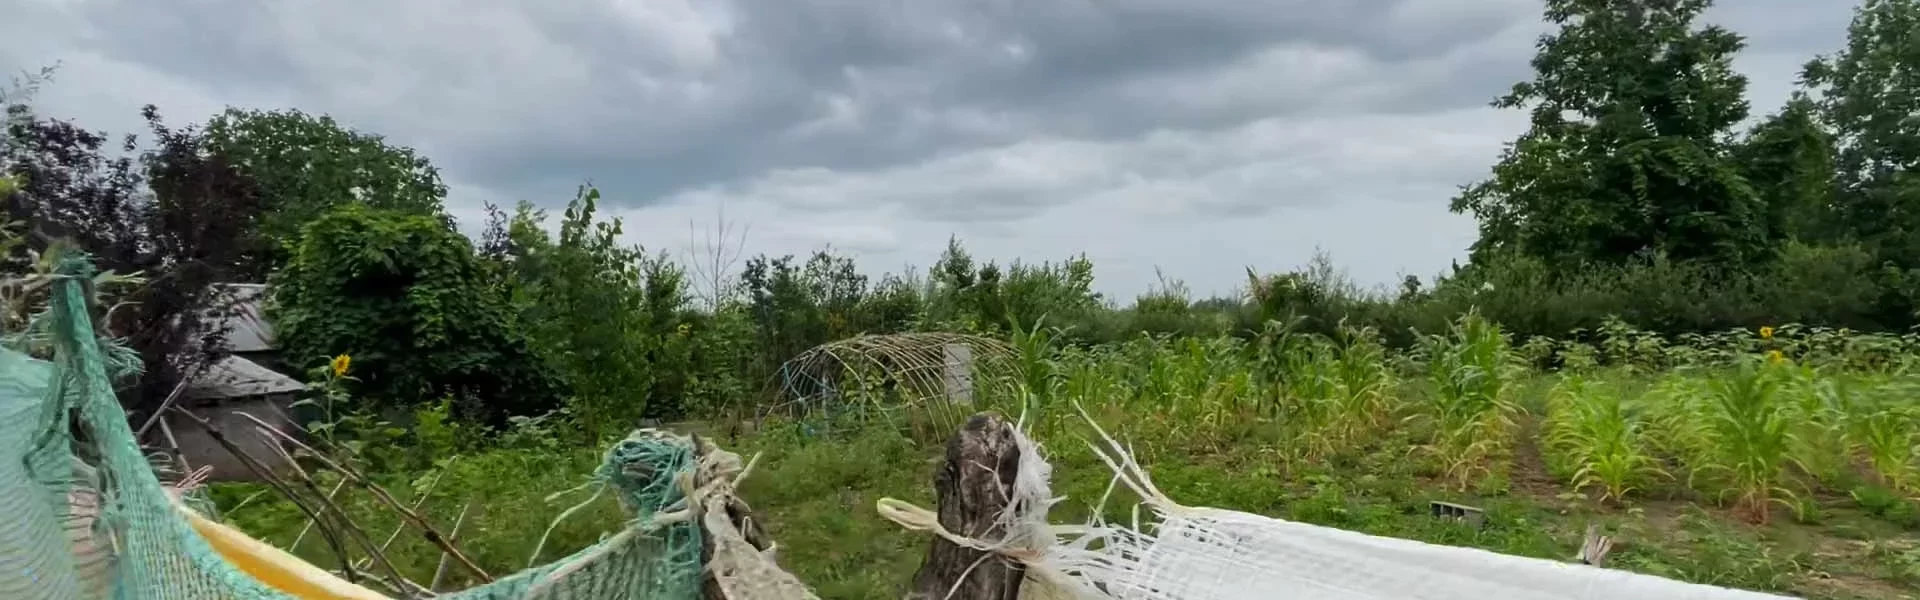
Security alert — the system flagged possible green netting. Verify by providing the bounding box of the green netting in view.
[0,257,707,599]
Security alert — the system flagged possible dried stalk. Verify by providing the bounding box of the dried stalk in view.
[290,479,348,551]
[430,502,474,593]
[250,425,420,597]
[358,460,457,573]
[166,405,361,584]
[235,412,493,583]
[133,378,194,439]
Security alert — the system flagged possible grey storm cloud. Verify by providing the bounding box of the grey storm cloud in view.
[0,0,1862,296]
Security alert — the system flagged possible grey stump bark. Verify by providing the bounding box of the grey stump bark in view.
[907,412,1026,600]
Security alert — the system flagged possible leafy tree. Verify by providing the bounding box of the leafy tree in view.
[488,185,693,427]
[1452,0,1766,270]
[269,203,561,422]
[922,237,1099,334]
[1804,0,1920,268]
[2,104,260,413]
[199,108,449,266]
[1732,96,1839,243]
[739,251,856,371]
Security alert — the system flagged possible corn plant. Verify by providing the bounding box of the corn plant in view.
[1412,311,1523,489]
[1543,375,1667,503]
[1670,360,1802,523]
[1851,381,1919,494]
[1326,322,1397,445]
[1788,370,1862,488]
[1007,314,1067,416]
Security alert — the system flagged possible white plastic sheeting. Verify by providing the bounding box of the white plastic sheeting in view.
[882,414,1800,600]
[1034,504,1796,600]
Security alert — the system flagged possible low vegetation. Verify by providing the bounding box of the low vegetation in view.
[193,317,1920,598]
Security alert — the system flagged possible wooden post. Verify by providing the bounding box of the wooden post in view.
[908,412,1025,600]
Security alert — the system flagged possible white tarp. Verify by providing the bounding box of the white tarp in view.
[1035,505,1795,600]
[881,414,1798,600]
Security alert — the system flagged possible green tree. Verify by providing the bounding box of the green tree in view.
[1803,0,1920,267]
[490,185,693,426]
[269,204,560,422]
[200,108,449,265]
[739,250,865,371]
[922,237,1099,334]
[1452,0,1765,270]
[1733,95,1839,243]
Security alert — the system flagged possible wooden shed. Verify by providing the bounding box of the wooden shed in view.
[148,284,311,482]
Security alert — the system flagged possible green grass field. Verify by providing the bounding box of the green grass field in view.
[207,318,1920,599]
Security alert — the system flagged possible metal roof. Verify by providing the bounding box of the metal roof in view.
[183,355,306,400]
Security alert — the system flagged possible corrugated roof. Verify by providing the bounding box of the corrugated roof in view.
[184,355,306,400]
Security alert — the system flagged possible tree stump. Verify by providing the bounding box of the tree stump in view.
[907,412,1026,600]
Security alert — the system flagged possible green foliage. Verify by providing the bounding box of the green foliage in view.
[1454,0,1767,270]
[199,107,448,265]
[1734,96,1840,243]
[1544,376,1667,502]
[922,237,1100,335]
[1656,360,1802,523]
[269,203,561,421]
[739,249,878,376]
[209,323,1920,598]
[491,185,699,429]
[1414,312,1525,489]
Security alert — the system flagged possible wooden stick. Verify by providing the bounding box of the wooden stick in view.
[134,377,194,439]
[356,461,455,573]
[430,502,474,593]
[249,425,420,596]
[234,412,493,583]
[291,479,349,552]
[167,405,362,585]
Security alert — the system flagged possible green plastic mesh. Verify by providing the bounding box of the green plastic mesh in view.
[0,257,706,599]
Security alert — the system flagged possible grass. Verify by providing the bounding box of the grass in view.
[205,316,1920,599]
[206,411,1919,599]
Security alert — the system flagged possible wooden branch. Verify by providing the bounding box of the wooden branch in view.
[430,502,474,593]
[233,412,493,583]
[908,412,1025,600]
[248,426,420,596]
[167,405,361,585]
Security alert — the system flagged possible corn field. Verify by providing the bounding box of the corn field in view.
[805,314,1920,526]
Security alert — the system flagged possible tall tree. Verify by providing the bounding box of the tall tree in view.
[199,108,450,268]
[1803,0,1920,267]
[1,104,263,412]
[492,185,691,425]
[1733,95,1840,243]
[269,203,561,422]
[1452,0,1765,270]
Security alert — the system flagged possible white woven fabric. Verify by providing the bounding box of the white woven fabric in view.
[887,413,1799,600]
[1034,505,1795,600]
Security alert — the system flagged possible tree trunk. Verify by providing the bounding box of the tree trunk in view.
[908,412,1025,600]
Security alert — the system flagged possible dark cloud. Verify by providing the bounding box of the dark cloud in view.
[0,0,1863,295]
[31,0,1552,205]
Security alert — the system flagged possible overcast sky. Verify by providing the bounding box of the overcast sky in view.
[2,0,1857,301]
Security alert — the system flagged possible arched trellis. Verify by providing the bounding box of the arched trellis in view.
[760,332,1022,439]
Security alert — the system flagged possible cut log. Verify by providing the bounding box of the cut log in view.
[908,412,1025,600]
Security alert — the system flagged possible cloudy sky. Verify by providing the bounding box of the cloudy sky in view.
[2,0,1857,301]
